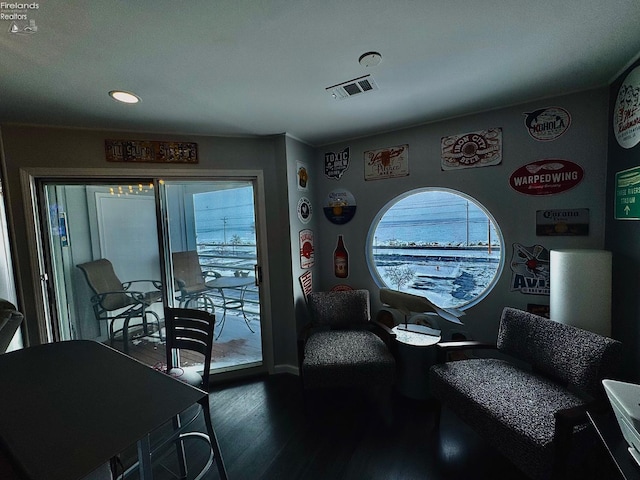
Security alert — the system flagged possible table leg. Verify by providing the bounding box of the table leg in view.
[238,286,254,333]
[136,435,153,480]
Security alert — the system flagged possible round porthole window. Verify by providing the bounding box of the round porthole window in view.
[367,188,504,309]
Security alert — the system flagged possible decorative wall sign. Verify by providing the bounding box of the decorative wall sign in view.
[364,144,409,180]
[297,161,309,191]
[105,139,198,163]
[441,128,501,170]
[510,243,550,295]
[333,235,349,278]
[297,197,312,224]
[323,189,357,224]
[509,159,583,196]
[536,208,589,236]
[527,304,550,318]
[299,271,313,299]
[615,166,640,220]
[324,147,350,179]
[299,229,314,269]
[613,64,640,149]
[59,212,69,247]
[523,107,571,141]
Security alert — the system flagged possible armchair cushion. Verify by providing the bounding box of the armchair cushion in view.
[302,330,396,389]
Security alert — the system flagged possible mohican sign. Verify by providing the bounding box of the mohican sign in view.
[509,159,583,196]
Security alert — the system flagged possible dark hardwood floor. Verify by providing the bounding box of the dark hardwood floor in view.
[205,375,525,480]
[119,373,618,480]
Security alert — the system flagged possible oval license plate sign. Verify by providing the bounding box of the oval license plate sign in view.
[509,159,584,195]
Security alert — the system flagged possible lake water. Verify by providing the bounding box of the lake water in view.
[374,190,500,247]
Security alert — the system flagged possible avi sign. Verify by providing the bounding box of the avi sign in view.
[615,166,640,220]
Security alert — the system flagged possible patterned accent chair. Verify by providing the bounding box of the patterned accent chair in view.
[429,307,622,480]
[298,289,396,393]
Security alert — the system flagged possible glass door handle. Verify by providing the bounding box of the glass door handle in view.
[254,265,261,286]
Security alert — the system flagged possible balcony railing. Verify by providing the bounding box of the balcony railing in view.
[196,243,259,316]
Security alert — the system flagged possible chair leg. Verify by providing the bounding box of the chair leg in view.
[172,415,188,479]
[552,418,574,479]
[108,319,116,348]
[122,316,132,354]
[199,396,228,480]
[146,310,163,341]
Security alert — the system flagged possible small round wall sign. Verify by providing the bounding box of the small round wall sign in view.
[323,189,357,224]
[297,197,313,224]
[614,65,640,149]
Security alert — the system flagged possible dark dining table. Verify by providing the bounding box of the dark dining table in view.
[0,340,220,480]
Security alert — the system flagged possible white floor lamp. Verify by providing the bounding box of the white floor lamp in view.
[549,249,612,337]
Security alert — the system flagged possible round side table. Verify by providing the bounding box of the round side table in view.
[392,324,441,400]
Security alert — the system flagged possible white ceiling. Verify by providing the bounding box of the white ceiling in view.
[1,1,640,147]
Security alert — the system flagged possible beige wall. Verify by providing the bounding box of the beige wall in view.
[312,88,609,343]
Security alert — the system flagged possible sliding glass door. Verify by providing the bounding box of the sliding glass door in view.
[41,182,162,347]
[39,177,264,375]
[161,180,263,372]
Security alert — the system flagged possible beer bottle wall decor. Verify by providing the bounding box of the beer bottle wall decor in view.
[334,234,349,278]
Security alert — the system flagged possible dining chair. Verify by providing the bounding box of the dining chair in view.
[162,307,228,480]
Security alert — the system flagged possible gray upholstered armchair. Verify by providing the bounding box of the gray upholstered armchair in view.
[298,289,396,393]
[429,307,622,480]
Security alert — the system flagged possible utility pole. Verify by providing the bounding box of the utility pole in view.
[466,201,469,246]
[222,216,228,245]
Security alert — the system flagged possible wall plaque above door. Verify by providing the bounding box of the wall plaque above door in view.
[105,139,198,163]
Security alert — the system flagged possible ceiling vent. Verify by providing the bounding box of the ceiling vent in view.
[326,75,379,100]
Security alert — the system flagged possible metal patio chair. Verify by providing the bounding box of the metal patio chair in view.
[172,251,220,313]
[77,258,163,354]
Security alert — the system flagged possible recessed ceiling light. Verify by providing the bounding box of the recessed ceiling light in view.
[109,90,141,104]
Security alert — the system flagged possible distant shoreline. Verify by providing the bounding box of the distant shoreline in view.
[373,244,501,251]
